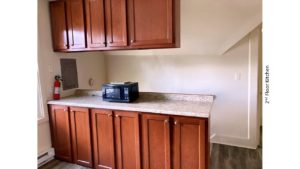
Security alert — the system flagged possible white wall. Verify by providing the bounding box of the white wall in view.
[106,27,261,149]
[38,0,106,155]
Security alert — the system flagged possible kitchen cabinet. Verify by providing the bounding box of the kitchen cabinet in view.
[91,109,116,169]
[172,117,209,169]
[127,0,177,48]
[49,105,73,162]
[91,109,141,169]
[69,107,93,167]
[49,1,68,50]
[49,0,86,51]
[85,0,106,49]
[114,111,141,169]
[104,0,128,47]
[141,114,171,169]
[48,105,208,169]
[85,0,127,49]
[49,0,178,52]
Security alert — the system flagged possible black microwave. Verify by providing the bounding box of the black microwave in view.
[102,82,139,102]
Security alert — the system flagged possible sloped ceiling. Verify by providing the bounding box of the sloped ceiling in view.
[103,0,262,56]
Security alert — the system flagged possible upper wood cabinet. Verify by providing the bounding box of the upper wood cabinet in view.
[49,1,68,50]
[49,0,178,52]
[85,0,106,48]
[104,0,128,47]
[69,107,93,167]
[127,0,175,48]
[66,0,86,50]
[49,105,73,162]
[50,0,86,51]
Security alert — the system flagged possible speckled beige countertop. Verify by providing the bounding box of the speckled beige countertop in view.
[47,90,214,118]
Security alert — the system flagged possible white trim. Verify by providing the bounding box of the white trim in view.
[211,28,261,148]
[38,148,55,167]
[38,71,49,124]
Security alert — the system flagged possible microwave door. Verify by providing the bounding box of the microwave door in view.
[105,88,121,99]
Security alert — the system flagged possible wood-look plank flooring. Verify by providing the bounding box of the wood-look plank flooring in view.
[210,144,262,169]
[39,143,262,169]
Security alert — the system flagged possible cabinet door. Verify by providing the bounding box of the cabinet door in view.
[91,109,115,169]
[105,0,128,47]
[66,0,86,49]
[49,1,69,50]
[127,0,173,47]
[49,105,72,162]
[173,117,208,169]
[114,111,141,169]
[85,0,106,48]
[142,114,171,169]
[70,107,93,167]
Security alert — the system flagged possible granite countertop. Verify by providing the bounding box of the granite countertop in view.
[47,90,214,118]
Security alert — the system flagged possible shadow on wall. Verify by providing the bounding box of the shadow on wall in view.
[105,27,262,148]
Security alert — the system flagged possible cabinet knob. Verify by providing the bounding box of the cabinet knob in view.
[64,109,67,112]
[65,44,68,47]
[115,115,119,118]
[130,40,134,43]
[174,121,178,125]
[164,119,169,123]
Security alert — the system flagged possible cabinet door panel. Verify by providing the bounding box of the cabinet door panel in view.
[114,111,141,169]
[105,0,128,47]
[85,0,106,48]
[70,107,93,167]
[49,1,68,50]
[49,105,72,162]
[128,0,173,46]
[142,114,171,169]
[91,109,115,169]
[66,0,86,49]
[173,117,208,169]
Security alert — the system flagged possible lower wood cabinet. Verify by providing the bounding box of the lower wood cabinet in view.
[114,111,141,169]
[141,114,171,169]
[172,117,208,169]
[49,105,73,162]
[91,109,141,169]
[70,107,93,167]
[49,105,208,169]
[49,105,93,167]
[91,109,116,169]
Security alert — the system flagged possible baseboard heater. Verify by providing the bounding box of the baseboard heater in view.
[38,148,55,167]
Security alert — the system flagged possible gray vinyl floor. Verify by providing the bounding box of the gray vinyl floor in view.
[39,143,262,169]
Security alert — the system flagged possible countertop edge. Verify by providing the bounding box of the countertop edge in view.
[47,100,210,118]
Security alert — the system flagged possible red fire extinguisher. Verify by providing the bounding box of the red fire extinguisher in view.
[53,75,62,100]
